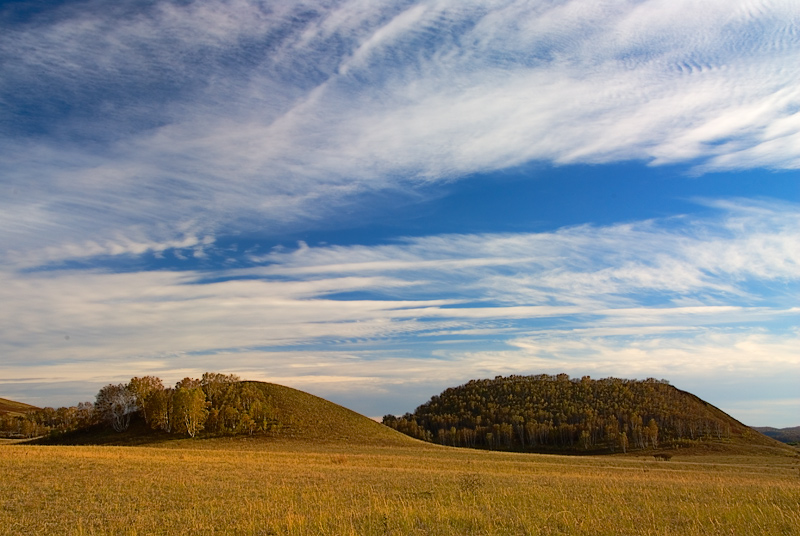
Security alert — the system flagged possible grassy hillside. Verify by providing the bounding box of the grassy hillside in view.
[251,382,421,447]
[0,397,38,417]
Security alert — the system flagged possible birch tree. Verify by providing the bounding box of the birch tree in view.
[95,383,137,432]
[173,387,208,438]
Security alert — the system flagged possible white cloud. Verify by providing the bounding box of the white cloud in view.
[2,0,800,256]
[1,2,799,424]
[1,202,797,423]
[242,200,800,311]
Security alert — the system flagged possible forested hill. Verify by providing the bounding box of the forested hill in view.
[383,374,772,454]
[3,374,416,447]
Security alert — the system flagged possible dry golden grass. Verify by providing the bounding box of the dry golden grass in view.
[1,438,798,535]
[0,397,38,417]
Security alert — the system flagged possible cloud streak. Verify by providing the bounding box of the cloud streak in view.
[2,0,800,256]
[1,201,797,423]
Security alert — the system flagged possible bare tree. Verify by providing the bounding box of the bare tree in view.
[95,383,137,432]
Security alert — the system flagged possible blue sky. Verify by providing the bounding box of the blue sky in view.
[1,0,798,426]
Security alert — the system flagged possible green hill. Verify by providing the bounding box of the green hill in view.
[0,397,38,417]
[384,374,790,456]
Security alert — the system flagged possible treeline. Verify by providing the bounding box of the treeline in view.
[0,402,95,439]
[383,374,738,453]
[96,373,281,437]
[0,373,280,439]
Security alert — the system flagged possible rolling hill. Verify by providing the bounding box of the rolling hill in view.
[384,374,792,456]
[13,377,793,458]
[247,382,421,447]
[0,397,38,417]
[32,381,420,448]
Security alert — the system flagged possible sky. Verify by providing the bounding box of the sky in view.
[1,0,798,427]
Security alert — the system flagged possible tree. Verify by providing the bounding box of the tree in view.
[173,387,208,438]
[75,401,95,428]
[128,376,164,425]
[95,383,138,432]
[240,413,256,435]
[221,405,240,433]
[201,372,240,409]
[145,388,174,433]
[646,418,659,449]
[176,377,202,390]
[580,429,591,450]
[248,399,273,432]
[605,420,620,452]
[56,406,77,430]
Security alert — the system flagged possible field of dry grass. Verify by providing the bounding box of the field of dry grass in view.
[2,437,798,535]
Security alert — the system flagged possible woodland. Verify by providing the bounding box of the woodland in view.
[0,373,278,439]
[0,372,775,456]
[383,374,748,453]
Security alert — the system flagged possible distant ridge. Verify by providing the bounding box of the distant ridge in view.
[0,397,38,417]
[752,426,800,444]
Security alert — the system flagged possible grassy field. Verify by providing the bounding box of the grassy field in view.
[1,437,798,536]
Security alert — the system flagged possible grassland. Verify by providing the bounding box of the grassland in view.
[2,436,798,536]
[3,384,799,535]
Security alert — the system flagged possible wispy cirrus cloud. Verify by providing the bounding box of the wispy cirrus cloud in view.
[2,0,799,256]
[247,199,800,307]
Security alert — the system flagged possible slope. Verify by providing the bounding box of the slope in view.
[0,397,39,417]
[251,381,420,447]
